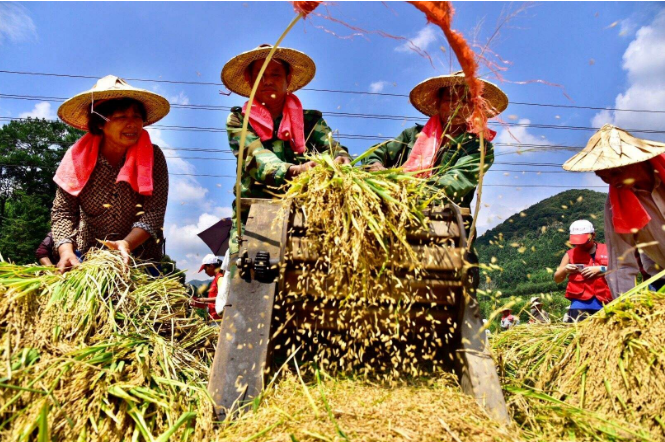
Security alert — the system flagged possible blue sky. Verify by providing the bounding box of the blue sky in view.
[1,1,664,280]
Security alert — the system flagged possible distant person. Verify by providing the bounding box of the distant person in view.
[214,249,231,317]
[500,308,520,330]
[563,125,665,297]
[35,232,58,266]
[528,297,550,323]
[190,254,224,322]
[554,220,611,321]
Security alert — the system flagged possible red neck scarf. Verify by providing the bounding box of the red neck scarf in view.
[608,154,665,234]
[242,94,305,154]
[402,115,496,177]
[54,130,154,197]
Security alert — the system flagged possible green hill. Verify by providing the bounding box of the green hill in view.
[475,189,607,324]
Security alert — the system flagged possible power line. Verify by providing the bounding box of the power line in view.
[1,69,664,114]
[0,93,661,135]
[3,115,665,139]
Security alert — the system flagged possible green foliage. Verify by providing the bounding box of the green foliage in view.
[0,118,84,264]
[476,189,607,323]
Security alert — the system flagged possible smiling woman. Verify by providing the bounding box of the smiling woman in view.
[51,75,171,273]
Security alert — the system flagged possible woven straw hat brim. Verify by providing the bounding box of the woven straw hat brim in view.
[58,78,170,131]
[563,124,665,172]
[221,46,316,97]
[409,74,508,118]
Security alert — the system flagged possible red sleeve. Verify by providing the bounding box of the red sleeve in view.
[208,273,222,298]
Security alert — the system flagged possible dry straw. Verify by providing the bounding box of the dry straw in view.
[492,285,665,441]
[0,251,217,441]
[277,150,454,378]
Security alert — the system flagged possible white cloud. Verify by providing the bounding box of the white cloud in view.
[591,10,665,141]
[150,84,190,106]
[169,91,190,105]
[619,18,638,38]
[476,200,529,234]
[146,127,234,280]
[369,81,391,93]
[146,127,210,207]
[19,102,56,120]
[396,26,438,53]
[494,119,552,154]
[0,3,36,44]
[164,207,233,281]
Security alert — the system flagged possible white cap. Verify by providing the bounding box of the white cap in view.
[569,220,594,245]
[198,253,222,272]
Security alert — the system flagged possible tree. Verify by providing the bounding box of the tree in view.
[0,118,84,263]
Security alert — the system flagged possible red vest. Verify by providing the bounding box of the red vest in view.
[565,243,612,303]
[207,272,223,321]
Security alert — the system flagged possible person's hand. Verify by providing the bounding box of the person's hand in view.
[334,156,351,165]
[564,264,579,274]
[56,252,80,274]
[580,266,601,279]
[368,162,386,172]
[287,161,317,179]
[102,239,132,265]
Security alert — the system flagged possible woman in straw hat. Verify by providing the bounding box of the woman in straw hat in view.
[563,124,665,297]
[52,75,170,272]
[364,71,508,209]
[222,44,351,254]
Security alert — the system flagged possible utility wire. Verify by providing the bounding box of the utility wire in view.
[1,70,664,114]
[2,115,665,137]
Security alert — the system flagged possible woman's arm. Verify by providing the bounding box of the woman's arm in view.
[51,187,82,272]
[553,252,575,283]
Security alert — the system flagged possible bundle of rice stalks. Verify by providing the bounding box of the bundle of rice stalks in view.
[0,250,218,441]
[218,367,519,442]
[277,152,458,378]
[492,289,665,441]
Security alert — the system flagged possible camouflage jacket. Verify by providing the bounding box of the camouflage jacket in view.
[226,107,351,199]
[363,125,494,208]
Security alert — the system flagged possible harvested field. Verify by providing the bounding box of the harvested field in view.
[1,250,664,441]
[0,251,218,441]
[493,289,665,441]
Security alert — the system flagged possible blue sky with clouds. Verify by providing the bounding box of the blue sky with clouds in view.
[1,1,664,280]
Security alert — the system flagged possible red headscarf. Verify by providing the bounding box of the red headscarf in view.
[608,154,665,234]
[54,130,154,197]
[402,115,496,177]
[242,94,306,154]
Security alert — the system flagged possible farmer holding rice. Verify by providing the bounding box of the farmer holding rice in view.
[363,71,508,209]
[553,220,611,321]
[563,125,665,297]
[52,75,170,273]
[221,44,352,255]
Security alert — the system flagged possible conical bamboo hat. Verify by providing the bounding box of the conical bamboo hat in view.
[563,124,665,172]
[221,44,315,97]
[58,75,170,131]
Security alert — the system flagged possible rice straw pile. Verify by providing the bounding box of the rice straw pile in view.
[278,152,453,378]
[492,289,665,441]
[218,368,519,442]
[0,250,218,441]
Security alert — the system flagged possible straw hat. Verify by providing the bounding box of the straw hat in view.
[221,44,316,97]
[409,71,508,117]
[57,75,170,131]
[563,124,665,172]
